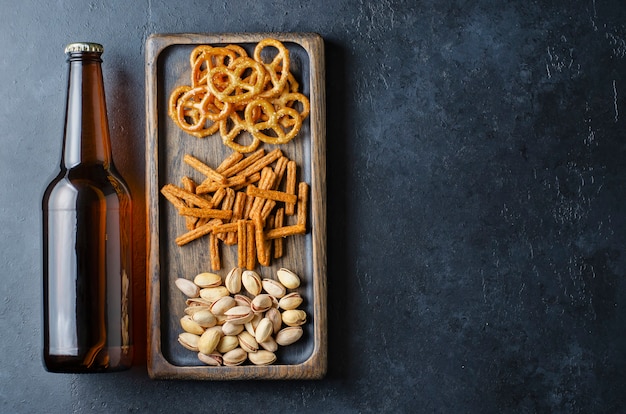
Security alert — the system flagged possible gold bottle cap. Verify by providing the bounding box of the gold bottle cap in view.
[64,42,104,54]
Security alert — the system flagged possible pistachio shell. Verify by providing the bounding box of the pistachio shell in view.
[222,347,247,366]
[216,335,240,354]
[180,315,205,335]
[278,292,303,310]
[248,350,277,366]
[242,270,262,296]
[209,295,236,315]
[262,278,286,298]
[175,278,200,298]
[275,326,304,346]
[197,352,222,366]
[221,321,245,336]
[191,309,217,328]
[225,267,242,294]
[198,326,223,355]
[199,286,230,302]
[281,309,307,327]
[259,335,278,352]
[237,331,259,353]
[251,294,273,313]
[234,294,252,307]
[194,272,223,288]
[265,307,282,334]
[178,332,200,351]
[244,313,263,336]
[185,297,212,308]
[224,305,254,325]
[184,304,210,316]
[255,318,274,344]
[276,268,301,289]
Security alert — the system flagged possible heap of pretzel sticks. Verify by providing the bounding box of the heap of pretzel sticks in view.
[160,148,308,271]
[168,38,310,153]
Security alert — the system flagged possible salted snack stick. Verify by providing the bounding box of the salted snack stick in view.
[253,213,269,267]
[175,219,221,246]
[265,224,306,240]
[273,208,284,259]
[221,149,265,177]
[196,174,255,194]
[237,219,247,268]
[285,160,297,215]
[209,232,221,271]
[181,176,199,230]
[161,184,213,210]
[272,156,289,189]
[184,154,228,185]
[297,182,309,227]
[248,168,276,220]
[246,221,256,270]
[226,192,247,245]
[178,207,233,220]
[235,148,282,178]
[216,151,244,173]
[246,184,297,204]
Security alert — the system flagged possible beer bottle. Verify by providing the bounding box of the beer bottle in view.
[42,42,133,372]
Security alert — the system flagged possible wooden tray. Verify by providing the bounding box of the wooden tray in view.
[145,33,326,380]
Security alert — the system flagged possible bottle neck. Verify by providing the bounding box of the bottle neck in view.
[61,52,112,169]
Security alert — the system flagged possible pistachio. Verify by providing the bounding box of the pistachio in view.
[278,292,303,310]
[180,315,205,335]
[185,297,212,308]
[199,286,230,303]
[194,272,222,288]
[242,270,262,296]
[248,350,277,366]
[259,335,278,352]
[276,268,301,289]
[175,278,200,298]
[216,335,240,354]
[191,309,217,328]
[178,332,200,351]
[237,331,259,353]
[184,305,210,316]
[209,295,236,315]
[221,321,245,336]
[251,294,273,313]
[222,347,247,366]
[281,309,307,327]
[275,326,304,346]
[224,267,242,294]
[244,313,263,336]
[198,326,223,355]
[262,278,286,298]
[255,318,274,344]
[265,307,282,334]
[233,294,252,307]
[197,352,222,366]
[224,305,254,325]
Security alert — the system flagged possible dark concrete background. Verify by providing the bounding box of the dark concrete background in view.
[2,1,626,412]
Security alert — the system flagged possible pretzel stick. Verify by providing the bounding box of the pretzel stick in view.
[273,208,284,259]
[260,199,276,221]
[246,220,256,270]
[217,188,236,241]
[183,154,228,184]
[226,192,247,245]
[246,184,297,204]
[221,149,265,177]
[211,222,239,234]
[196,173,257,194]
[161,184,213,209]
[175,219,221,246]
[181,176,199,230]
[211,187,227,207]
[160,186,188,210]
[253,213,271,267]
[216,151,244,173]
[297,182,309,227]
[272,156,289,190]
[237,220,247,268]
[235,148,282,178]
[285,160,296,215]
[209,232,221,271]
[248,168,276,219]
[178,207,232,220]
[265,224,306,240]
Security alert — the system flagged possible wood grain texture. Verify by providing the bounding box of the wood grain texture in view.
[145,33,326,380]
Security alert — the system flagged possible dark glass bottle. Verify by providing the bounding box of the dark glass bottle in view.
[42,42,133,372]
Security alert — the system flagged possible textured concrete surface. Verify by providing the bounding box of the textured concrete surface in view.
[2,1,626,412]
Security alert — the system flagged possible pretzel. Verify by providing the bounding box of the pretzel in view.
[168,38,309,152]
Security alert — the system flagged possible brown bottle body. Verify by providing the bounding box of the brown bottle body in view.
[42,44,133,372]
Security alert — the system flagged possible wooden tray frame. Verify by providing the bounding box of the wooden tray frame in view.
[145,33,326,380]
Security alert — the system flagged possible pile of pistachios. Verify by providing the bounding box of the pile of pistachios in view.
[175,267,306,366]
